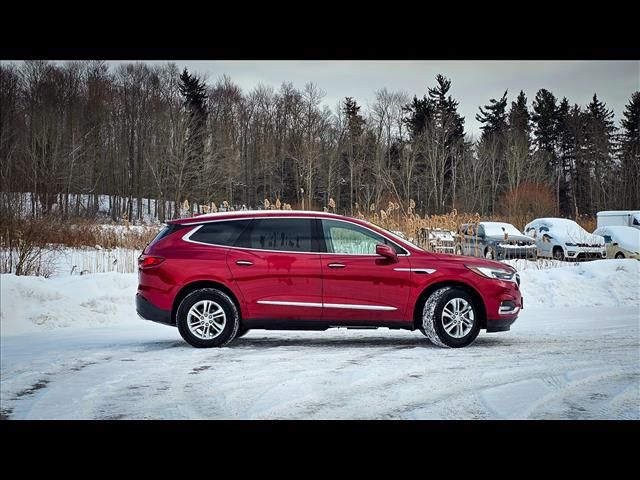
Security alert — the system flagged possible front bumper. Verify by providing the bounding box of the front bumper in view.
[136,293,173,326]
[496,245,537,260]
[486,316,518,332]
[564,247,606,260]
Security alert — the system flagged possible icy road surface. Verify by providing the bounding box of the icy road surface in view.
[1,260,639,419]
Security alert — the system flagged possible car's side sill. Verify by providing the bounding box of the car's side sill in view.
[241,319,413,331]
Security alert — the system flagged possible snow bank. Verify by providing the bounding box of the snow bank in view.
[0,272,138,336]
[518,259,639,309]
[1,260,638,337]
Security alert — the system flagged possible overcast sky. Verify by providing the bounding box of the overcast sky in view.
[112,60,638,137]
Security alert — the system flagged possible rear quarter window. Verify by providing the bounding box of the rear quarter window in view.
[188,220,251,246]
[149,224,188,247]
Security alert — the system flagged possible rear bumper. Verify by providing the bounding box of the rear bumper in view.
[136,293,173,326]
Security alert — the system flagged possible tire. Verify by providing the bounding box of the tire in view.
[235,327,250,338]
[455,245,463,256]
[176,288,239,348]
[420,287,481,348]
[553,247,564,261]
[485,247,495,260]
[615,252,625,259]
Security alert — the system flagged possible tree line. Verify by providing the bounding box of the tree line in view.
[1,60,638,223]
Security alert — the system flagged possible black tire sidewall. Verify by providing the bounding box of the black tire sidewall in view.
[615,252,625,259]
[553,247,564,260]
[432,288,480,348]
[235,327,250,338]
[177,289,239,348]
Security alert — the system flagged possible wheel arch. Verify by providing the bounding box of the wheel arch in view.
[172,280,242,325]
[413,280,487,330]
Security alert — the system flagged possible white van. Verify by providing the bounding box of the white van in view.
[596,211,640,230]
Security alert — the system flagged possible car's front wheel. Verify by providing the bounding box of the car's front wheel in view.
[553,247,565,261]
[420,287,481,348]
[615,252,625,259]
[176,288,239,348]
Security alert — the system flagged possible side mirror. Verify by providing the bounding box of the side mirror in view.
[376,243,398,262]
[612,242,619,246]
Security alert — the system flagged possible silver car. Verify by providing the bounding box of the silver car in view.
[593,226,640,260]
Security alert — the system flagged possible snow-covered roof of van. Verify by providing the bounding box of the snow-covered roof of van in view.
[597,211,640,216]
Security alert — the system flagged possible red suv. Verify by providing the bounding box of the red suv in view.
[136,211,522,348]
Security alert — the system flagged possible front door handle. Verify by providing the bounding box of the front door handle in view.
[235,260,253,266]
[327,263,345,269]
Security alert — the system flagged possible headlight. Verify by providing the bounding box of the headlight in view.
[466,265,517,282]
[566,242,576,246]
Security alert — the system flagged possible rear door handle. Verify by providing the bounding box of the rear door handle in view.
[327,263,345,269]
[235,260,253,266]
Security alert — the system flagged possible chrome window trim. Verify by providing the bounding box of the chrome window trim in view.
[180,216,411,256]
[257,300,397,311]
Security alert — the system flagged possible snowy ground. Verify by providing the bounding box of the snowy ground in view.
[1,260,638,419]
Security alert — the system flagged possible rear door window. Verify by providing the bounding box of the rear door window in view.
[235,218,317,253]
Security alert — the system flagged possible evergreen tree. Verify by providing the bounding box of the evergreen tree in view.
[476,90,508,139]
[620,92,640,208]
[178,68,208,165]
[402,94,433,139]
[477,91,508,213]
[584,94,616,211]
[531,88,560,158]
[556,97,577,214]
[503,91,537,211]
[532,88,561,211]
[342,97,365,212]
[508,91,531,136]
[428,74,465,138]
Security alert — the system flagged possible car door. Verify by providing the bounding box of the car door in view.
[226,217,324,321]
[319,218,412,323]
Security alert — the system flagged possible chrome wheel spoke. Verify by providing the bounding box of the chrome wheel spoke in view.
[443,320,457,333]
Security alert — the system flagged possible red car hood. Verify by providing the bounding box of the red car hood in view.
[412,251,515,272]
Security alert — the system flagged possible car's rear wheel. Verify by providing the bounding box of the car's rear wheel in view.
[485,247,495,259]
[420,287,480,348]
[455,245,463,256]
[615,252,625,259]
[177,288,239,348]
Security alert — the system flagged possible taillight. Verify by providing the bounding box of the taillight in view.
[138,255,165,269]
